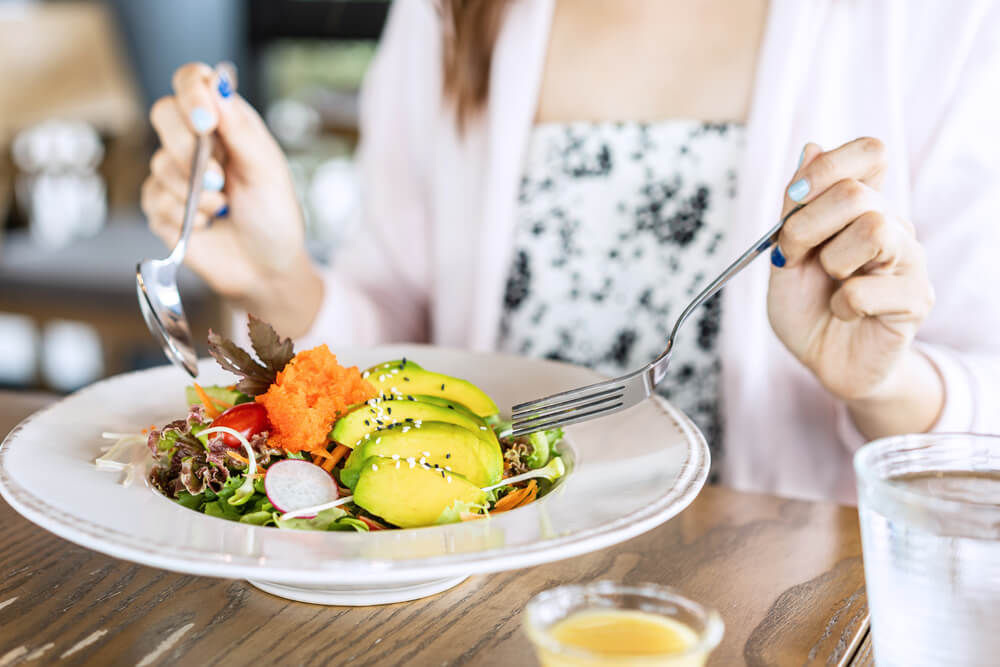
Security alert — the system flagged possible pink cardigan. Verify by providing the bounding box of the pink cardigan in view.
[293,0,1000,503]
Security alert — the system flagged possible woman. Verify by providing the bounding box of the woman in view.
[141,0,1000,503]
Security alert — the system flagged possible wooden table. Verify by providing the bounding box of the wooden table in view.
[0,392,870,666]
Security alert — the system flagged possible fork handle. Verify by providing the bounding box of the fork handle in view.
[651,204,804,381]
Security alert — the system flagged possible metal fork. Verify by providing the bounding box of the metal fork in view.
[508,204,803,438]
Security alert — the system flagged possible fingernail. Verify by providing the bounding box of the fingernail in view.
[203,170,224,192]
[217,74,233,99]
[771,244,786,268]
[189,107,215,133]
[787,178,810,202]
[215,204,229,218]
[797,146,806,168]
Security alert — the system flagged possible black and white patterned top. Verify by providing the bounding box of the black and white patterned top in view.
[498,121,745,469]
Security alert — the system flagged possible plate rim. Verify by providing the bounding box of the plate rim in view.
[0,351,709,583]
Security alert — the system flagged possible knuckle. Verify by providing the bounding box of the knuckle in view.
[859,211,888,247]
[149,149,170,177]
[172,62,212,92]
[860,136,887,162]
[149,97,175,129]
[819,247,852,281]
[832,178,864,202]
[806,153,837,183]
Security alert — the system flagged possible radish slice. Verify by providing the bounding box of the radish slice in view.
[265,460,339,516]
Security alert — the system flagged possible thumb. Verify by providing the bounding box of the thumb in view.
[214,79,283,167]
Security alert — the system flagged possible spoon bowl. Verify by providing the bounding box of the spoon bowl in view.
[136,258,199,377]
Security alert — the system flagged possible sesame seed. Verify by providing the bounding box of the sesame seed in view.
[387,407,392,415]
[447,476,453,484]
[422,451,430,457]
[405,418,413,423]
[480,426,487,430]
[419,457,427,464]
[404,377,410,382]
[407,395,415,401]
[362,371,370,379]
[364,434,371,440]
[391,454,400,460]
[376,437,382,444]
[395,461,401,469]
[421,464,430,470]
[402,426,411,433]
[372,463,379,471]
[441,470,446,478]
[408,459,416,468]
[379,374,386,382]
[441,383,445,390]
[448,405,455,410]
[446,453,451,459]
[365,420,370,426]
[415,420,422,426]
[401,357,407,365]
[445,466,452,471]
[355,440,361,447]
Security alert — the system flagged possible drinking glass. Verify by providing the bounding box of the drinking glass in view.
[855,433,1000,667]
[522,581,723,666]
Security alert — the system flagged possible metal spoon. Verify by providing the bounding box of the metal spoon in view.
[137,63,236,377]
[136,135,210,377]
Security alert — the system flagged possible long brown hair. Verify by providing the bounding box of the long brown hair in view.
[439,0,513,130]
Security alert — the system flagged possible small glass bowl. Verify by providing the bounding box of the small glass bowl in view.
[523,581,724,666]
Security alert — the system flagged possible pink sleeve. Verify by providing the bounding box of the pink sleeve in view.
[299,0,438,348]
[838,4,1000,449]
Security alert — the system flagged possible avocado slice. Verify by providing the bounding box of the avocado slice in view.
[341,422,503,489]
[353,456,487,528]
[363,359,422,376]
[331,398,495,449]
[364,364,498,418]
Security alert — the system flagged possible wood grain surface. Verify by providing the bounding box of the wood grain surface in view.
[0,392,868,666]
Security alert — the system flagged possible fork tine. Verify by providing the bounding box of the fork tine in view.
[510,387,625,424]
[508,398,625,438]
[511,381,626,416]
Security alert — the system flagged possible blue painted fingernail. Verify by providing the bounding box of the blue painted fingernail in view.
[771,244,786,268]
[215,204,229,218]
[797,146,806,168]
[217,74,233,99]
[189,107,215,133]
[787,178,810,202]
[203,170,224,192]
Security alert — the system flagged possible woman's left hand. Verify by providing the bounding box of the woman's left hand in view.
[767,138,943,438]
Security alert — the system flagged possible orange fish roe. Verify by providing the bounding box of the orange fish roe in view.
[256,345,375,453]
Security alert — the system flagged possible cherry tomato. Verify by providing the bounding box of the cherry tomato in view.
[210,403,271,448]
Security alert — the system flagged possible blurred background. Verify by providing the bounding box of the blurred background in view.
[0,0,390,393]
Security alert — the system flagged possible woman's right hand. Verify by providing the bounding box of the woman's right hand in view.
[141,63,323,337]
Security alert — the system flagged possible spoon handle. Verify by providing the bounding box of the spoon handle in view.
[167,135,211,266]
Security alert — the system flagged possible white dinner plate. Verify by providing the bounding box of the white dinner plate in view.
[0,346,709,606]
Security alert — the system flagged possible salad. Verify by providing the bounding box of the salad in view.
[100,317,565,532]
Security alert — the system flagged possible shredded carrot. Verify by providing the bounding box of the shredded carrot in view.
[150,424,157,432]
[227,450,249,465]
[212,397,234,411]
[492,480,538,513]
[321,457,337,473]
[312,448,335,460]
[327,444,350,467]
[255,345,376,453]
[226,385,236,391]
[519,480,539,506]
[193,383,221,419]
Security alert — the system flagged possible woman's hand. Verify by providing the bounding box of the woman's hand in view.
[767,138,943,439]
[141,63,323,338]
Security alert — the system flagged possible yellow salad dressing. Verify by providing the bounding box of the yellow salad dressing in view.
[539,609,707,666]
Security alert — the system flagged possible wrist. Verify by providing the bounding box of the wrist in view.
[846,347,945,440]
[231,251,324,340]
